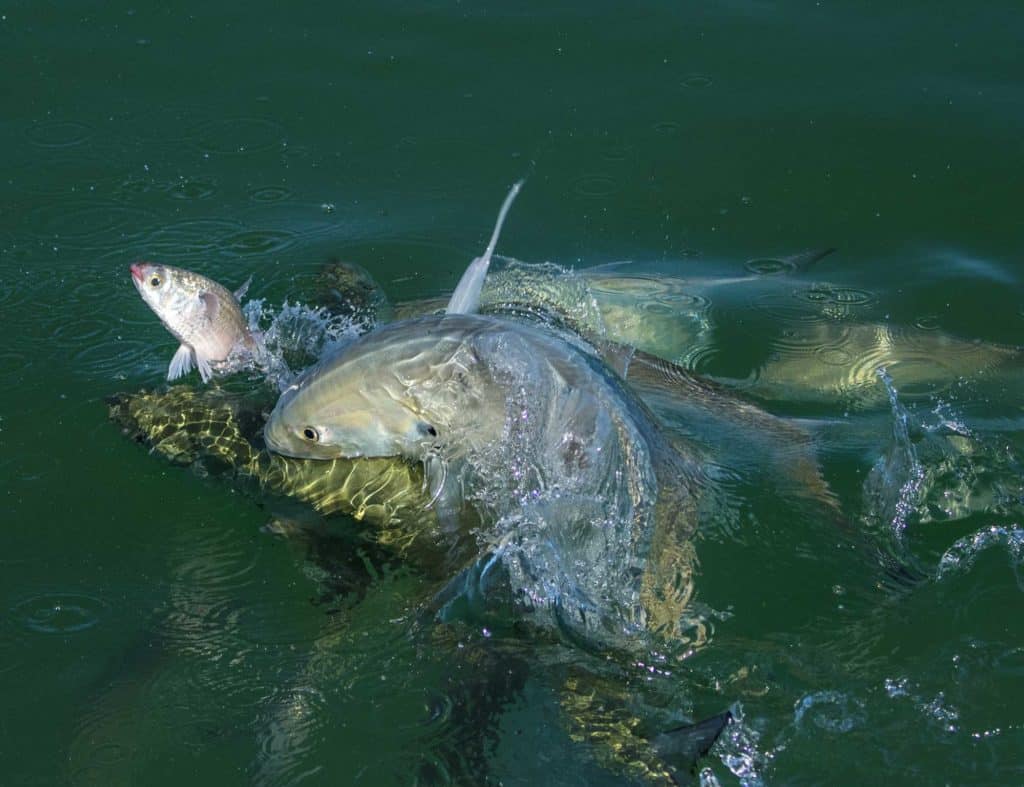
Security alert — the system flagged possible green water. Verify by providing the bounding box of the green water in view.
[3,1,1024,784]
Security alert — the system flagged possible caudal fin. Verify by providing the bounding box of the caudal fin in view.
[651,709,732,784]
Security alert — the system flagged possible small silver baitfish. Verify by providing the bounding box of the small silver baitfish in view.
[130,261,256,383]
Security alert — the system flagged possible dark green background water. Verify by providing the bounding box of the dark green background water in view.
[2,1,1023,784]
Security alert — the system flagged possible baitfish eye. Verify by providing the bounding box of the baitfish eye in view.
[150,276,161,287]
[302,427,319,442]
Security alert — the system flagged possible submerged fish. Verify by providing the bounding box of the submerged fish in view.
[130,261,256,383]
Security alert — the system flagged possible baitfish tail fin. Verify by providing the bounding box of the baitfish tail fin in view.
[446,179,525,315]
[651,709,732,785]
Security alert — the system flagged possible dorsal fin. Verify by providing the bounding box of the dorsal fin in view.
[446,179,524,314]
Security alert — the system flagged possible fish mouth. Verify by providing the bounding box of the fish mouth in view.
[129,262,144,285]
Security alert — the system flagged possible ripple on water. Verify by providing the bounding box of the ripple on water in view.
[680,73,713,89]
[73,337,154,378]
[678,341,721,373]
[27,201,158,251]
[167,175,218,201]
[794,285,876,308]
[12,591,109,634]
[750,291,833,325]
[250,185,294,203]
[25,119,95,148]
[193,117,287,155]
[652,120,680,136]
[335,236,473,280]
[139,217,246,258]
[597,139,636,164]
[253,685,330,785]
[5,152,126,196]
[219,229,298,257]
[203,594,346,647]
[772,323,853,355]
[0,619,27,676]
[570,173,620,199]
[744,257,799,275]
[793,690,867,733]
[121,104,212,145]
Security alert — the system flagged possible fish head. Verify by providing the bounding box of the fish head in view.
[263,346,440,461]
[130,261,178,312]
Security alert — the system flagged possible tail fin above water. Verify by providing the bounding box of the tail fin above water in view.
[651,709,733,785]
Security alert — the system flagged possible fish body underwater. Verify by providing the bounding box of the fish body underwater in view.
[130,261,256,382]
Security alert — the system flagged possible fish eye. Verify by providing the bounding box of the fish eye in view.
[150,275,161,287]
[302,426,319,442]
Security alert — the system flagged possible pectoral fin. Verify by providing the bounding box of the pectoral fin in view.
[199,291,220,321]
[167,344,195,381]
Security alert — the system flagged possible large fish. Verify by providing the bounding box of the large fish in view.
[130,261,257,383]
[264,183,707,642]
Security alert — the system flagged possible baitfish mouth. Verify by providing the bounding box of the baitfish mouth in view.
[129,262,144,285]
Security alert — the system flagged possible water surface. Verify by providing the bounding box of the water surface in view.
[2,1,1023,784]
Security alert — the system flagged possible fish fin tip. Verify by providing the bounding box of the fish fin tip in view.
[194,352,214,383]
[233,275,253,301]
[652,709,732,782]
[167,344,194,381]
[446,179,525,315]
[783,247,838,271]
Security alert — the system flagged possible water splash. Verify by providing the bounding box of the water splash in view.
[712,704,768,787]
[937,525,1024,589]
[240,298,370,391]
[862,368,925,545]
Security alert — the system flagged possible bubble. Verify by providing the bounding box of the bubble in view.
[13,591,109,634]
[25,119,95,148]
[194,117,287,155]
